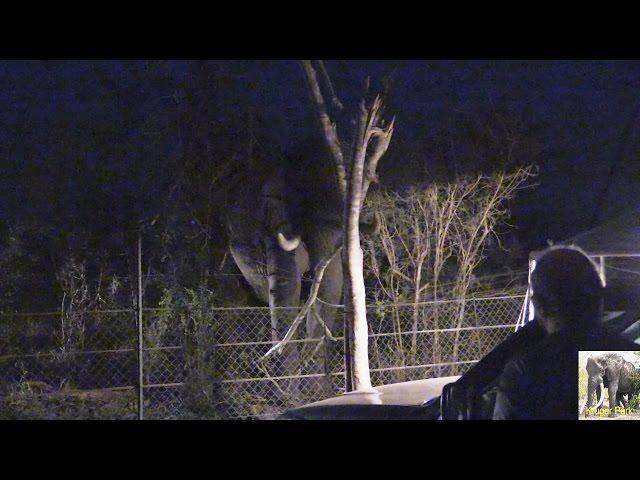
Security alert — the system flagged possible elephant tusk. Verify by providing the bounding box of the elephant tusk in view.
[595,380,606,409]
[277,232,300,252]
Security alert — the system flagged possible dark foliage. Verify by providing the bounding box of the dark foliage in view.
[2,60,640,310]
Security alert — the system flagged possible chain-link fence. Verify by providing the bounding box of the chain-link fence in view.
[0,309,138,419]
[0,294,525,419]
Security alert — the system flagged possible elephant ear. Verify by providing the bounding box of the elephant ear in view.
[277,232,301,252]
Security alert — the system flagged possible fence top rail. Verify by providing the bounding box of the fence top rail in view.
[0,294,526,317]
[0,323,519,357]
[142,294,527,312]
[0,347,136,361]
[317,294,527,308]
[206,323,519,348]
[0,308,134,318]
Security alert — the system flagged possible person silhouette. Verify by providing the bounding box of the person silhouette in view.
[492,245,638,419]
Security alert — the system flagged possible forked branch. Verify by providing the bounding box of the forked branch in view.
[316,60,343,113]
[300,60,347,198]
[260,247,342,361]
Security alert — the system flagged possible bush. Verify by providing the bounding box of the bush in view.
[0,381,136,420]
[144,286,225,419]
[629,369,640,410]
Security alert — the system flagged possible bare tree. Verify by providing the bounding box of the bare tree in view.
[301,60,394,391]
[364,183,471,366]
[449,168,535,360]
[364,166,535,370]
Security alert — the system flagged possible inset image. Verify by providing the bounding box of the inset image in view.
[579,351,640,420]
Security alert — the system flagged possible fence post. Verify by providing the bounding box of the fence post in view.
[137,234,144,420]
[343,303,354,393]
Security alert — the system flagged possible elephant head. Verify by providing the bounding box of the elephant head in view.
[226,138,380,344]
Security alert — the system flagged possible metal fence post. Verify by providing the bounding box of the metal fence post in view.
[137,234,144,420]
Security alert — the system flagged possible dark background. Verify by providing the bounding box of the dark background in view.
[1,60,639,310]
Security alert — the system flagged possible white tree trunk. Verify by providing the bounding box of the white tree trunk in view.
[343,224,372,391]
[301,61,393,393]
[343,144,373,391]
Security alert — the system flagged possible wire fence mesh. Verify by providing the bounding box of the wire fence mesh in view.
[0,294,525,419]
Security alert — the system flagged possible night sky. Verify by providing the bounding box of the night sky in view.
[1,60,639,261]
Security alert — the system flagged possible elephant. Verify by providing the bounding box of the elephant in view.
[225,137,381,394]
[582,352,639,417]
[226,138,348,348]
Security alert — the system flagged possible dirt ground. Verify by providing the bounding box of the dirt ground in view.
[581,411,640,420]
[579,396,640,420]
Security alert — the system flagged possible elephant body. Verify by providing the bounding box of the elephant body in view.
[226,139,345,342]
[584,352,639,416]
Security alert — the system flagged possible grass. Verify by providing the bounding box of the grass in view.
[0,381,137,420]
[578,366,588,407]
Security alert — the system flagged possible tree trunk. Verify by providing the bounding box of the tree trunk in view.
[411,263,423,356]
[300,61,393,393]
[343,211,373,391]
[342,146,372,391]
[452,295,467,367]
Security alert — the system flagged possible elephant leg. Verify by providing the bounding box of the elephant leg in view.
[316,256,344,394]
[264,237,304,399]
[618,393,628,409]
[585,374,601,417]
[608,378,619,417]
[265,239,302,340]
[303,235,343,395]
[306,252,343,339]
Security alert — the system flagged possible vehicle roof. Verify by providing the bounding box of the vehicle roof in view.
[294,376,460,410]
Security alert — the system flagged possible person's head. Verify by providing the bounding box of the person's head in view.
[530,245,604,334]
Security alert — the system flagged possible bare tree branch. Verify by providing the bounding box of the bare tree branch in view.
[300,60,347,199]
[312,306,338,341]
[350,98,369,188]
[362,120,395,200]
[260,247,342,361]
[315,60,343,113]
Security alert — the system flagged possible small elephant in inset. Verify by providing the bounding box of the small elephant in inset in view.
[582,352,639,417]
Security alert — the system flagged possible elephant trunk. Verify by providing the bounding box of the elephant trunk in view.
[277,232,301,252]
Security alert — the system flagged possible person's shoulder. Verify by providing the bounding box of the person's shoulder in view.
[505,332,576,375]
[503,334,558,370]
[604,334,639,351]
[583,328,639,350]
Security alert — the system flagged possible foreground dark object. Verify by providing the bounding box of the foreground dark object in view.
[279,322,546,420]
[278,377,456,420]
[279,312,640,420]
[280,403,441,420]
